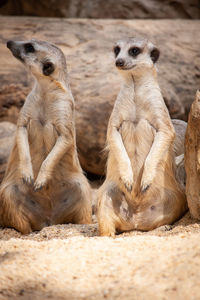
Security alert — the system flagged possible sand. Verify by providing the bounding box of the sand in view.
[0,211,200,300]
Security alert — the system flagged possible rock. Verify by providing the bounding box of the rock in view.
[0,0,199,19]
[0,122,16,183]
[185,91,200,220]
[0,17,199,175]
[172,119,187,156]
[0,84,28,123]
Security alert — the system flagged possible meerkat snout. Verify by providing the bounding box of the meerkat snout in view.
[116,58,125,68]
[7,40,24,62]
[6,40,13,49]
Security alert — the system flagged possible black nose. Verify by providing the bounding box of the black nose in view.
[116,58,125,67]
[7,40,13,49]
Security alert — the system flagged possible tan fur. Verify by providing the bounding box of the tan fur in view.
[98,37,187,236]
[185,91,200,219]
[0,39,92,233]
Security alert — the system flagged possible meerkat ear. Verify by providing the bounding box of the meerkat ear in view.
[150,48,160,63]
[43,62,55,76]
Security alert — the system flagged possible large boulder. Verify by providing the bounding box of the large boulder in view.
[0,0,199,19]
[0,17,199,175]
[185,91,200,220]
[0,84,28,123]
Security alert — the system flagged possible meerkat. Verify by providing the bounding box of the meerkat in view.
[0,39,92,233]
[97,37,187,236]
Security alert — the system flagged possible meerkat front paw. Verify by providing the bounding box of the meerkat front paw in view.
[119,167,133,192]
[20,167,34,185]
[140,169,155,193]
[34,173,49,191]
[141,182,150,193]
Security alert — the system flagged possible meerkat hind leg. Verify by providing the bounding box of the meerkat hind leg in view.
[52,177,92,225]
[98,198,116,237]
[0,183,48,233]
[71,181,92,225]
[98,183,132,237]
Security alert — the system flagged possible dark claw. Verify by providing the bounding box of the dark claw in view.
[119,177,132,193]
[125,184,132,193]
[141,184,150,194]
[120,177,133,193]
[34,185,44,192]
[22,176,34,186]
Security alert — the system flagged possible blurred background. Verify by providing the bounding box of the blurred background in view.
[0,0,199,180]
[0,0,199,19]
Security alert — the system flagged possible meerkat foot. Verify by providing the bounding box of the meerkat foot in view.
[98,210,116,237]
[99,226,116,237]
[100,231,116,238]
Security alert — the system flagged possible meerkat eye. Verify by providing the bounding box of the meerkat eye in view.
[114,46,120,57]
[128,47,140,57]
[24,43,35,53]
[42,61,55,76]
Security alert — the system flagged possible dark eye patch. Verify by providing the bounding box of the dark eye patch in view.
[114,46,120,57]
[128,47,141,57]
[42,61,54,76]
[150,48,160,63]
[24,43,35,53]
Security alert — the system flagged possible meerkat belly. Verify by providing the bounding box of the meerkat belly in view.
[28,119,58,175]
[120,118,156,177]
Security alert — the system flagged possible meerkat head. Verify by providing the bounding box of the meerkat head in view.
[7,39,67,81]
[113,37,160,76]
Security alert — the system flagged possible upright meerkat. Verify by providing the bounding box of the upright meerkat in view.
[98,37,187,236]
[0,39,92,233]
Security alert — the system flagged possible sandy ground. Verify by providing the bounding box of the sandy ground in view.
[0,209,200,300]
